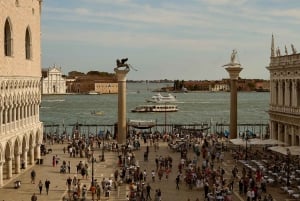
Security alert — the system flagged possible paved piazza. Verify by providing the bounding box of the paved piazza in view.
[0,140,294,201]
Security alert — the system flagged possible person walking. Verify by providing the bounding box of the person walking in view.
[45,179,50,195]
[31,193,37,201]
[146,183,152,200]
[31,169,36,184]
[176,175,180,190]
[38,180,43,194]
[96,184,101,201]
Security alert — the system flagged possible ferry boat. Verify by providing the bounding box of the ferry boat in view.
[146,93,177,103]
[128,119,156,129]
[131,104,178,113]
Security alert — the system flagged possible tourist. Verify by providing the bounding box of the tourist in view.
[151,170,155,182]
[176,175,180,190]
[146,183,152,200]
[96,184,101,201]
[31,193,37,201]
[31,169,36,184]
[82,184,87,200]
[66,176,72,191]
[45,179,50,195]
[38,180,43,194]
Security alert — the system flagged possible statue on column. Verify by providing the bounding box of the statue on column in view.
[291,44,297,54]
[116,58,129,69]
[230,49,238,64]
[223,49,241,67]
[115,58,138,71]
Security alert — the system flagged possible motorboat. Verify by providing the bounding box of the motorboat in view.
[91,111,104,116]
[131,104,178,113]
[146,93,177,103]
[128,120,156,129]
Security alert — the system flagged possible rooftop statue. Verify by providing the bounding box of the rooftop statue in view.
[291,44,297,54]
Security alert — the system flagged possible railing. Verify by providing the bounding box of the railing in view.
[43,122,269,139]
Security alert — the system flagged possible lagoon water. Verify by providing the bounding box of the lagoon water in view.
[40,83,269,130]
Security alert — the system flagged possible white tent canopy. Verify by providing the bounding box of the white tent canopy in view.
[229,138,286,146]
[268,146,300,156]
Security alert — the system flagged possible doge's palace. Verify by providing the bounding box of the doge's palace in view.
[0,0,43,187]
[267,35,300,145]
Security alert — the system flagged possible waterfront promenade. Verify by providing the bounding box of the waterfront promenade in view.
[0,139,293,201]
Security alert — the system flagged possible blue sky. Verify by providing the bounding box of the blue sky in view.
[41,0,300,80]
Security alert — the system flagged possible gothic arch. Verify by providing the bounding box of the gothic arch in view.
[4,140,12,160]
[14,137,21,156]
[4,17,13,56]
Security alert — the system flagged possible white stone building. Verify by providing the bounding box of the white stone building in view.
[42,65,66,94]
[0,0,43,187]
[267,35,300,145]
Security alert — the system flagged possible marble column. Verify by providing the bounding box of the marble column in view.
[7,158,12,179]
[23,149,28,169]
[0,162,3,187]
[224,65,243,139]
[35,144,41,162]
[114,67,130,145]
[29,146,35,165]
[15,154,21,174]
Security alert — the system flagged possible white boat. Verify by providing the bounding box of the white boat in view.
[128,120,156,129]
[131,104,178,113]
[87,91,100,95]
[146,93,177,103]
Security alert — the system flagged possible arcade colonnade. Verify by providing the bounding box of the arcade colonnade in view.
[268,41,300,146]
[0,78,43,187]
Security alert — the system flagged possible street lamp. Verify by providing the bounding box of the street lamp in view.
[100,136,105,162]
[287,148,291,187]
[91,148,95,201]
[244,133,249,161]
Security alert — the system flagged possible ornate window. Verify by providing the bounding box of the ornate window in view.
[25,27,32,59]
[4,18,13,56]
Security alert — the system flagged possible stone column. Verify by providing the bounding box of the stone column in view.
[29,146,35,165]
[225,66,243,139]
[15,154,21,174]
[23,149,28,169]
[7,158,12,179]
[0,161,3,187]
[35,144,41,162]
[114,67,130,145]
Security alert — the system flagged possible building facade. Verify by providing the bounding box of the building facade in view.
[42,65,66,94]
[95,82,118,94]
[0,0,43,187]
[267,35,300,145]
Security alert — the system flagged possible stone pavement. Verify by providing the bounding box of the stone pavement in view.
[0,140,294,201]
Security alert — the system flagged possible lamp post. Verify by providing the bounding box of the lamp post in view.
[244,134,249,161]
[91,148,95,201]
[287,148,291,187]
[100,136,105,162]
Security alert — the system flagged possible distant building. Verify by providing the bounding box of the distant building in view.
[210,80,230,92]
[95,82,118,94]
[0,0,43,187]
[66,72,117,94]
[41,65,66,94]
[267,35,300,145]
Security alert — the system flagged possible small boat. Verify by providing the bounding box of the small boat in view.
[146,93,177,103]
[91,111,104,116]
[87,91,100,95]
[128,120,156,129]
[131,104,178,113]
